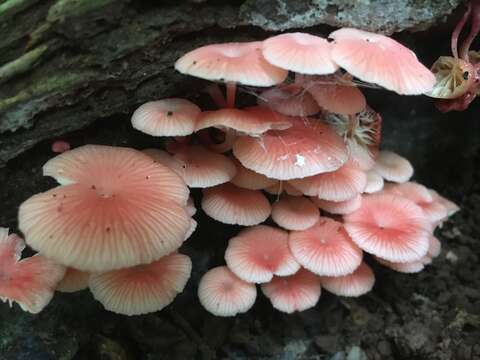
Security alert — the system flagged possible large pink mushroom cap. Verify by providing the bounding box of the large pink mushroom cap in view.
[261,269,321,314]
[225,225,300,283]
[198,266,257,317]
[202,183,271,226]
[233,117,348,180]
[320,262,375,297]
[289,218,363,276]
[329,28,436,95]
[131,98,200,137]
[175,41,288,87]
[89,253,192,315]
[20,145,193,272]
[0,228,65,313]
[344,193,430,263]
[262,32,339,75]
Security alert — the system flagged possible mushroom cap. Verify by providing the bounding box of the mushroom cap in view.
[196,107,292,135]
[329,28,436,95]
[375,257,425,273]
[43,145,189,205]
[56,267,90,293]
[89,253,192,316]
[262,32,339,75]
[271,195,320,231]
[21,145,192,272]
[320,262,375,297]
[131,98,200,137]
[289,217,363,276]
[167,143,237,188]
[233,117,348,180]
[373,150,414,183]
[225,225,300,283]
[364,170,384,193]
[198,266,257,316]
[175,41,288,86]
[258,84,320,117]
[0,229,66,313]
[384,182,449,223]
[51,140,71,153]
[427,235,441,258]
[306,79,366,115]
[429,190,460,218]
[344,193,430,263]
[261,268,321,314]
[201,183,271,226]
[231,158,277,190]
[289,160,367,201]
[312,194,362,215]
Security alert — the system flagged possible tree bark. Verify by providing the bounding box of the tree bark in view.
[0,0,462,166]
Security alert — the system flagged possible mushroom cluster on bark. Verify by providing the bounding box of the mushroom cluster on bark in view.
[2,28,458,317]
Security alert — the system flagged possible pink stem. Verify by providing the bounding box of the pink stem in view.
[460,0,480,60]
[226,82,237,108]
[205,84,227,108]
[451,1,472,58]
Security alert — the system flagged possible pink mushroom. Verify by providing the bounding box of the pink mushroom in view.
[225,225,300,283]
[175,41,287,107]
[201,183,271,226]
[261,268,321,314]
[271,195,320,231]
[329,28,436,95]
[198,266,257,316]
[0,228,65,313]
[166,142,237,188]
[20,145,193,272]
[51,140,71,153]
[320,262,375,297]
[131,98,200,137]
[262,32,339,75]
[230,158,277,190]
[344,193,430,263]
[89,253,192,315]
[372,150,414,183]
[233,117,348,180]
[289,160,367,201]
[289,218,363,276]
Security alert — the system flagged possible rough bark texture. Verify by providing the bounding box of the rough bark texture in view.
[0,0,462,166]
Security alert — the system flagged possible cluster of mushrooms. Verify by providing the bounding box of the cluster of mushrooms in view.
[1,28,459,317]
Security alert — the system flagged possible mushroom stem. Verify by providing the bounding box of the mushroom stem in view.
[226,82,237,108]
[205,84,227,108]
[459,0,480,61]
[451,2,472,58]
